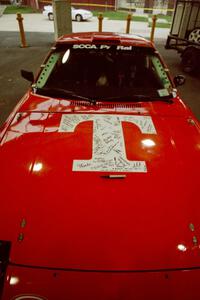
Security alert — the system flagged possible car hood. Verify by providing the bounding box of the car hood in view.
[44,5,52,11]
[73,8,92,14]
[0,94,200,271]
[44,6,92,14]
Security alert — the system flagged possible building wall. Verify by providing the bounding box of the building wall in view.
[71,0,116,10]
[117,0,175,14]
[37,0,116,10]
[25,0,176,12]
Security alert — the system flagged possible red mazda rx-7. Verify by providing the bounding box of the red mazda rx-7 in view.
[0,32,200,300]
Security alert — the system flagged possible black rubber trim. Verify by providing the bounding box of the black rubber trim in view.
[9,262,200,274]
[0,241,11,299]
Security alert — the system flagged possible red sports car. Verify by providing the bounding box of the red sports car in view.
[0,32,200,300]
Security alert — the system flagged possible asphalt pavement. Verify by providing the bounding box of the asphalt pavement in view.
[0,16,200,126]
[0,13,170,39]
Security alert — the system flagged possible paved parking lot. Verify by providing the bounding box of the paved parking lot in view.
[0,13,170,39]
[0,16,199,126]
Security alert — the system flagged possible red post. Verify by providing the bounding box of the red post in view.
[126,14,132,34]
[150,15,157,43]
[16,13,28,48]
[98,13,103,32]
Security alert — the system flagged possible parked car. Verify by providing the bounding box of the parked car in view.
[43,5,93,21]
[0,32,200,300]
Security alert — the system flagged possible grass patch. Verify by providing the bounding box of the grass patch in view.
[148,14,172,28]
[92,10,172,23]
[92,10,147,22]
[148,22,171,28]
[4,5,39,14]
[133,15,148,22]
[152,13,172,22]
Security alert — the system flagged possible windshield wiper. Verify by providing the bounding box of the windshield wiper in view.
[35,87,173,104]
[98,94,174,103]
[35,87,96,104]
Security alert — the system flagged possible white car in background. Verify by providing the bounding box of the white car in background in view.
[43,5,93,22]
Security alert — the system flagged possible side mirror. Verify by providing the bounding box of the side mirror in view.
[21,70,34,83]
[174,75,186,87]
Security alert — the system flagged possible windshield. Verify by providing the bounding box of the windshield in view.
[35,44,173,101]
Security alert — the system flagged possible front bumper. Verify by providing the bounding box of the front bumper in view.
[2,264,200,300]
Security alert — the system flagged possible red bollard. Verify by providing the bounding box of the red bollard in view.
[16,13,28,48]
[126,14,132,34]
[150,15,157,43]
[98,13,103,33]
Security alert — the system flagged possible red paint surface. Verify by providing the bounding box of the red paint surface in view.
[1,33,200,300]
[3,265,200,300]
[57,32,154,47]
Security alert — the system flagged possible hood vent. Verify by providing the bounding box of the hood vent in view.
[70,101,142,109]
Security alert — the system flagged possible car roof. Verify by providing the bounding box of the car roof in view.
[57,32,154,48]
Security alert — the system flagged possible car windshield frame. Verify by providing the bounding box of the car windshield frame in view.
[34,44,174,102]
